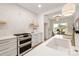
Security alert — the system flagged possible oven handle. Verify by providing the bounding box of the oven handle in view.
[19,41,31,48]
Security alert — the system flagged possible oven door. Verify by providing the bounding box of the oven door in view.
[20,37,31,44]
[19,43,31,55]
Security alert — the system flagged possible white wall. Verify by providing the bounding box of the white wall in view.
[0,4,38,35]
[39,5,76,41]
[36,7,61,41]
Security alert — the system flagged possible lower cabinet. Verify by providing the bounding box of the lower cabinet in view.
[32,32,42,47]
[0,37,17,56]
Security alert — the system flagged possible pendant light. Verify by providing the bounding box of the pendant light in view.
[62,3,76,16]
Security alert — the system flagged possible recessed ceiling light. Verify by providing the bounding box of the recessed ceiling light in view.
[38,4,42,8]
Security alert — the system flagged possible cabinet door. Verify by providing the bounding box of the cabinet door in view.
[32,33,42,47]
[0,39,10,51]
[0,38,17,56]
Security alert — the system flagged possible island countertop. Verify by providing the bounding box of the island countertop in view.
[25,35,72,56]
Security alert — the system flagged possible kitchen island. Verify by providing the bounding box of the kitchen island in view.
[24,35,73,56]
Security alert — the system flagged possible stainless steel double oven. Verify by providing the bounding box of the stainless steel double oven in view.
[14,33,32,56]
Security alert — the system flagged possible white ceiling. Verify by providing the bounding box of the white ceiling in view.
[18,3,65,14]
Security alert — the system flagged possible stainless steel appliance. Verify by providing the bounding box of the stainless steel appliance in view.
[14,33,32,56]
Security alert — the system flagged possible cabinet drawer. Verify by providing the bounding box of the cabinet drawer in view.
[32,33,42,47]
[0,38,17,46]
[0,39,10,44]
[32,37,41,42]
[0,47,17,56]
[0,38,17,44]
[0,38,17,56]
[0,44,17,52]
[32,40,40,47]
[0,40,17,49]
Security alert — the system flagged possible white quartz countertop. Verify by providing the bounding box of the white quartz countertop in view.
[24,35,71,56]
[0,35,16,40]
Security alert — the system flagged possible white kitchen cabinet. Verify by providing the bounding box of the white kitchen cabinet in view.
[32,32,42,47]
[0,36,17,56]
